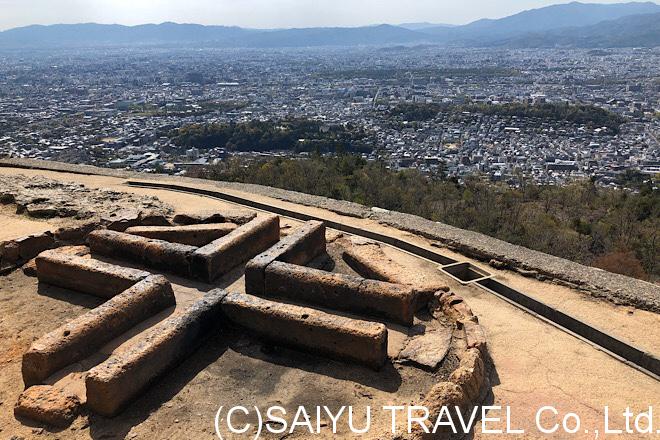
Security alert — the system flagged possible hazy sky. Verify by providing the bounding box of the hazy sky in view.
[0,0,654,31]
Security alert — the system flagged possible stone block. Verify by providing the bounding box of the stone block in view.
[85,289,227,417]
[173,209,256,226]
[415,382,469,440]
[15,233,55,261]
[36,250,149,298]
[14,385,81,428]
[464,321,487,353]
[1,240,20,267]
[192,215,280,282]
[54,222,100,244]
[22,275,175,387]
[245,220,326,295]
[125,223,237,247]
[88,230,197,277]
[449,348,485,402]
[102,209,141,232]
[221,292,388,370]
[264,261,417,326]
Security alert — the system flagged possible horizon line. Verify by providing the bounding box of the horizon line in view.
[0,21,461,33]
[1,0,658,33]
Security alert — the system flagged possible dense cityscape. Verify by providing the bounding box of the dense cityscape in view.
[1,46,658,187]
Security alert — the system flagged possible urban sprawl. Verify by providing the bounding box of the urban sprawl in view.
[0,46,658,187]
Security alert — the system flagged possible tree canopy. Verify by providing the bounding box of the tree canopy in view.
[190,154,658,281]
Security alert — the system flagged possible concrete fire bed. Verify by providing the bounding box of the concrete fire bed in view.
[245,220,420,326]
[220,292,388,370]
[22,275,175,387]
[86,290,227,416]
[14,207,490,434]
[88,214,281,282]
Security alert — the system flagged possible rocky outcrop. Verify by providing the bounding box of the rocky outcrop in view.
[0,174,172,222]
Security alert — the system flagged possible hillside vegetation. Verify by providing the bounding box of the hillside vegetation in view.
[388,102,627,132]
[189,155,659,281]
[169,119,373,154]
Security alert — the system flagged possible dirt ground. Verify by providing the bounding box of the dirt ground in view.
[0,167,659,440]
[0,205,60,242]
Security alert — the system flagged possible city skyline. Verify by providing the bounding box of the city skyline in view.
[1,0,658,31]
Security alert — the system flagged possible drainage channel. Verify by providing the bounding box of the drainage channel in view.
[126,180,660,380]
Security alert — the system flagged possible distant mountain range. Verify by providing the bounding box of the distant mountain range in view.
[397,22,456,31]
[1,1,659,49]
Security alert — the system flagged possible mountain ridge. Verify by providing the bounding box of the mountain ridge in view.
[1,2,659,48]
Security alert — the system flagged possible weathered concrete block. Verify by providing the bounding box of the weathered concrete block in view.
[36,250,149,298]
[143,240,196,276]
[88,229,147,260]
[264,262,417,326]
[245,220,326,295]
[449,348,485,402]
[22,275,175,387]
[221,292,388,370]
[0,240,20,267]
[138,210,171,226]
[14,385,81,428]
[24,245,89,277]
[16,233,55,261]
[464,321,487,353]
[85,289,227,417]
[358,279,418,325]
[125,223,238,247]
[54,222,100,244]
[102,209,141,232]
[192,215,280,282]
[88,230,197,277]
[173,209,256,226]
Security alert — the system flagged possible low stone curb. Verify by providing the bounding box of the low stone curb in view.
[410,291,491,439]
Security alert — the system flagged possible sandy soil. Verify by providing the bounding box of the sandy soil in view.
[0,205,59,242]
[0,167,658,440]
[459,281,660,440]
